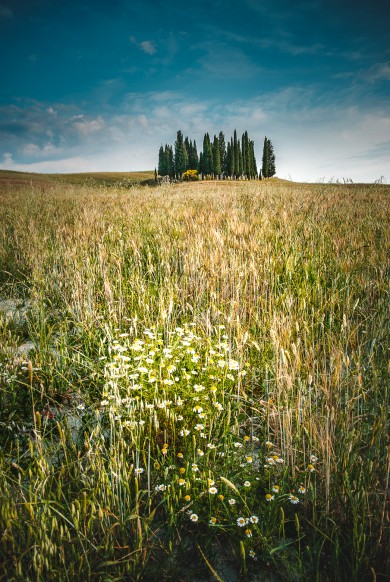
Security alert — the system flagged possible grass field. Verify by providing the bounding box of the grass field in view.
[0,169,155,188]
[0,175,389,581]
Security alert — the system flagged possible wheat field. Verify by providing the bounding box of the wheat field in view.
[0,179,388,581]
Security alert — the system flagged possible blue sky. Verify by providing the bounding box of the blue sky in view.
[0,0,389,182]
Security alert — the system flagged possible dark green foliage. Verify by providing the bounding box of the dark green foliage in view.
[262,136,276,178]
[202,133,213,177]
[174,130,187,179]
[212,135,222,178]
[218,131,227,176]
[158,129,259,180]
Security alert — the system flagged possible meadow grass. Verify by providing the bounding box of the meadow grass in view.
[0,179,388,580]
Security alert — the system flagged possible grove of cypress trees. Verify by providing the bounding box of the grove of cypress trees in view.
[158,129,264,181]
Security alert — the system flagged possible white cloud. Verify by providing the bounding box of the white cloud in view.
[139,40,156,55]
[130,36,157,55]
[71,115,105,136]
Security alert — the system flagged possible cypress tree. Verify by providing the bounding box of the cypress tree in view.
[238,138,243,178]
[212,135,222,178]
[241,131,248,179]
[158,145,167,176]
[174,130,187,179]
[218,131,226,177]
[199,152,204,177]
[249,140,257,178]
[262,137,276,178]
[233,130,238,178]
[202,133,213,177]
[188,139,199,170]
[167,145,175,179]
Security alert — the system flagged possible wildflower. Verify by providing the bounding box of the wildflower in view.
[308,464,315,472]
[245,456,253,463]
[207,443,216,449]
[243,435,250,442]
[194,424,204,431]
[245,529,252,538]
[77,404,85,411]
[100,400,109,406]
[176,398,184,406]
[243,481,251,488]
[179,467,186,474]
[249,549,256,559]
[184,494,191,501]
[191,464,199,472]
[180,429,190,436]
[265,440,274,448]
[210,385,217,393]
[214,402,224,411]
[209,486,218,495]
[298,486,306,494]
[178,478,186,486]
[197,449,204,456]
[272,485,280,493]
[209,517,217,525]
[265,494,274,502]
[310,455,318,463]
[133,468,144,476]
[218,494,225,501]
[234,442,243,449]
[250,515,259,524]
[177,452,184,458]
[190,513,198,522]
[163,379,174,385]
[177,415,184,421]
[237,517,248,527]
[193,405,203,414]
[228,498,236,505]
[289,495,300,504]
[228,359,239,371]
[155,484,166,491]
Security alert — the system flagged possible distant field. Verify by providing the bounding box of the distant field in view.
[0,179,389,581]
[0,169,155,187]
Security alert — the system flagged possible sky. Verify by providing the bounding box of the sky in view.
[0,0,389,182]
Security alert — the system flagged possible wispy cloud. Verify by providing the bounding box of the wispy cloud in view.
[362,62,390,83]
[193,41,262,78]
[130,36,157,55]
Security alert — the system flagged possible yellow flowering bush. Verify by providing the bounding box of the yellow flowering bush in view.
[182,169,199,181]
